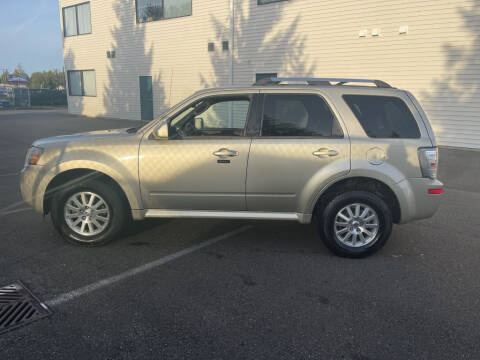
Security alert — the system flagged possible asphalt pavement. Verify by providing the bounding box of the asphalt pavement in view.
[0,109,479,359]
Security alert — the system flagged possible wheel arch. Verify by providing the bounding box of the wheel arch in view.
[313,176,401,224]
[43,169,131,216]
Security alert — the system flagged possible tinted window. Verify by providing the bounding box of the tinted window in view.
[169,97,250,137]
[261,94,342,137]
[343,95,420,138]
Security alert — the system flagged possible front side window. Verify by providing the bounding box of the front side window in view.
[63,2,91,37]
[136,0,192,23]
[343,95,421,138]
[67,70,96,97]
[261,94,343,137]
[169,96,251,138]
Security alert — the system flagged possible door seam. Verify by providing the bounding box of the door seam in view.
[244,138,253,211]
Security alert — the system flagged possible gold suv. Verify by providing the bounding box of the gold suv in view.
[20,78,443,257]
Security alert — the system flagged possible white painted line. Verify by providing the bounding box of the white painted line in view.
[46,225,252,307]
[0,172,19,177]
[0,207,32,216]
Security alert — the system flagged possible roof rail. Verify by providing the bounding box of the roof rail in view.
[253,77,392,88]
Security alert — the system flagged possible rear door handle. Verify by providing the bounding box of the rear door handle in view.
[313,148,339,157]
[213,148,239,158]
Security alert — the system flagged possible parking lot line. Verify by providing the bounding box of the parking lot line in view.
[45,225,252,307]
[0,207,32,216]
[0,172,19,177]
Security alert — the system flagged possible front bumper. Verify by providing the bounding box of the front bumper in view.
[20,165,45,214]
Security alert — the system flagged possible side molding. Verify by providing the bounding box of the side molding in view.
[144,209,307,222]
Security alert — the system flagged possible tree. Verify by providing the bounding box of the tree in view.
[0,69,8,83]
[29,69,65,89]
[11,63,28,80]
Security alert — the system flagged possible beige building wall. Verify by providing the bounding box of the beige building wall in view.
[60,0,480,149]
[60,0,230,120]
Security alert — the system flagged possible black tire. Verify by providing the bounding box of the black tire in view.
[317,191,392,258]
[51,179,127,246]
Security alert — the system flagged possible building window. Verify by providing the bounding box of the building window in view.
[63,2,91,37]
[256,73,277,83]
[258,0,288,5]
[136,0,192,23]
[67,70,96,97]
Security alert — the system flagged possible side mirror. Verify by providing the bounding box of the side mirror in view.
[152,121,168,139]
[194,117,204,129]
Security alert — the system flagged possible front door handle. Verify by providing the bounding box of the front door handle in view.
[313,148,339,158]
[213,148,239,158]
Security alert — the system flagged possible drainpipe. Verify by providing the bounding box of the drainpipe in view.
[228,0,235,127]
[229,0,234,86]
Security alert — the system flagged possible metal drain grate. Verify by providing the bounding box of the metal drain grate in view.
[0,282,51,335]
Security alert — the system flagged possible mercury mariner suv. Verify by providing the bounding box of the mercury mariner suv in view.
[20,77,443,257]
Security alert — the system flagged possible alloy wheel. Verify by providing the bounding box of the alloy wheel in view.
[64,191,111,238]
[333,203,379,248]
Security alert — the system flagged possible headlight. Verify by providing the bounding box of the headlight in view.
[25,146,44,166]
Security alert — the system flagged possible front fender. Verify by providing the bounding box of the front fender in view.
[27,154,141,215]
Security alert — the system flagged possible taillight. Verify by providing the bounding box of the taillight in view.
[418,147,438,179]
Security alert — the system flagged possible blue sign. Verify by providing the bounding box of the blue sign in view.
[7,75,28,83]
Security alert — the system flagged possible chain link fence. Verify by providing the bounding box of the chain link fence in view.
[13,87,30,107]
[0,85,67,108]
[29,89,67,106]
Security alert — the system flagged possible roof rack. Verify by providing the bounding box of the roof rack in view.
[253,77,392,88]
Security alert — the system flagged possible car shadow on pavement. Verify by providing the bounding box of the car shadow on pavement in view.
[119,218,172,242]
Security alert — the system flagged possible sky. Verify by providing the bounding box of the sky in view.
[0,0,63,76]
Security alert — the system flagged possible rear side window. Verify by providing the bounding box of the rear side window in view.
[343,95,420,138]
[261,94,343,137]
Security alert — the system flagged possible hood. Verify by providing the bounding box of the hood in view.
[32,127,135,147]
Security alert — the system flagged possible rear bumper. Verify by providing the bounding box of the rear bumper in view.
[395,178,443,224]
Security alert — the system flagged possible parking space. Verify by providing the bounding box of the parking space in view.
[1,110,479,359]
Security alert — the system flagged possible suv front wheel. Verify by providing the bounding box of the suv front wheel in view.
[318,191,393,258]
[51,179,127,246]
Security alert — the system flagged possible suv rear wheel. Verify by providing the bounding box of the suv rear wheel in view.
[317,191,392,258]
[51,179,127,246]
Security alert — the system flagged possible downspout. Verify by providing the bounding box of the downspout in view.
[228,0,235,127]
[229,0,234,86]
